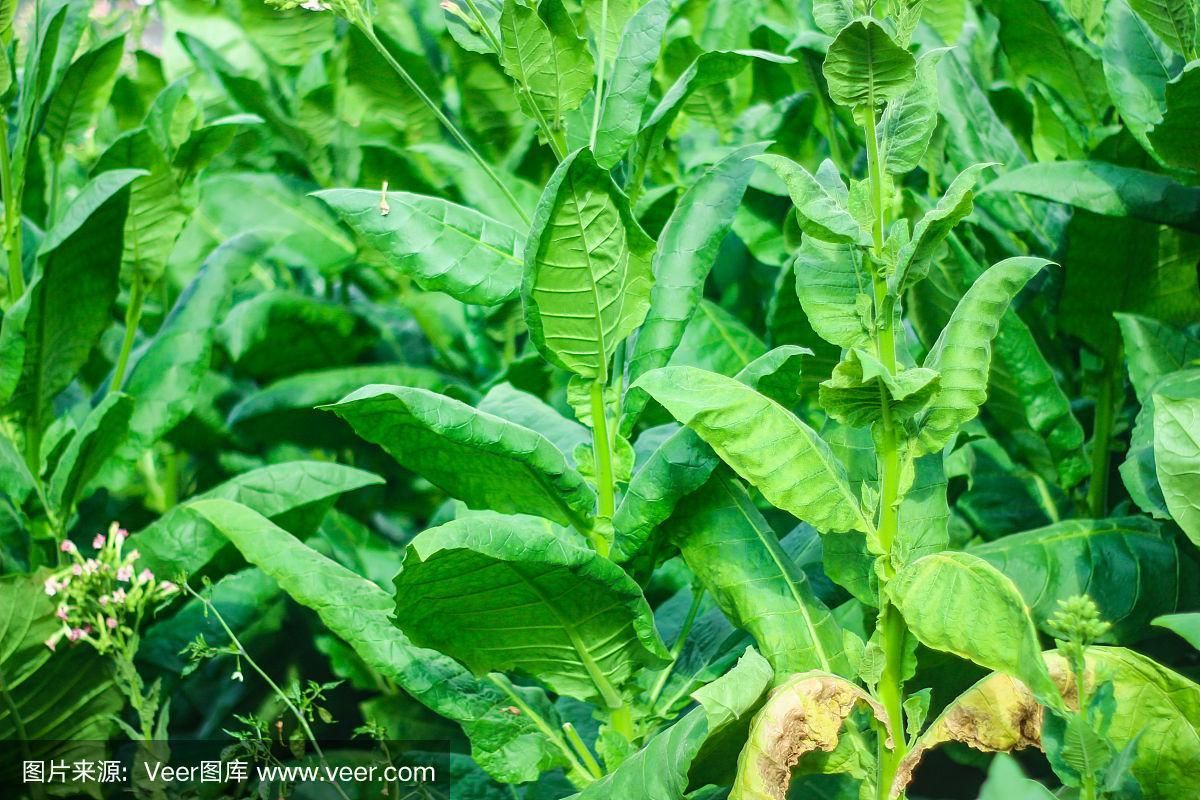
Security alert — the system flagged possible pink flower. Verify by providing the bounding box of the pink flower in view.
[67,628,85,642]
[128,549,141,561]
[44,636,57,651]
[118,527,129,540]
[112,588,127,603]
[106,617,118,630]
[138,569,153,584]
[93,534,106,549]
[159,581,178,594]
[99,594,109,606]
[83,559,99,575]
[44,577,59,596]
[72,564,83,576]
[55,605,69,621]
[60,540,76,554]
[117,566,133,582]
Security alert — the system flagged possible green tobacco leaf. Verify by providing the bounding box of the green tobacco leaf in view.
[979,756,1058,800]
[614,346,809,562]
[1116,314,1200,402]
[1128,0,1197,56]
[1103,0,1182,159]
[0,572,122,778]
[173,113,261,182]
[239,0,334,66]
[393,512,668,703]
[794,236,871,350]
[1153,393,1200,544]
[753,155,868,245]
[879,48,946,175]
[95,127,187,284]
[819,349,940,427]
[984,162,1200,234]
[668,299,768,376]
[138,461,382,577]
[971,517,1185,642]
[668,471,849,677]
[499,0,594,125]
[1120,369,1200,520]
[523,148,654,381]
[1,169,140,432]
[634,366,871,534]
[477,383,589,464]
[822,19,916,109]
[314,189,523,306]
[569,648,772,800]
[730,672,889,800]
[41,33,125,160]
[625,143,769,416]
[889,552,1062,708]
[47,392,131,515]
[188,500,566,784]
[342,27,440,146]
[218,290,375,381]
[1153,613,1200,649]
[895,163,994,290]
[916,257,1051,455]
[324,385,596,530]
[593,0,669,168]
[1149,62,1200,172]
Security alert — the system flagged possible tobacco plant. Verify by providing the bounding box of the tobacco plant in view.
[1,0,1199,798]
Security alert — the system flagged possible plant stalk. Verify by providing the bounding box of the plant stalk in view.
[110,273,147,395]
[562,723,604,780]
[647,587,705,708]
[355,21,530,225]
[0,113,23,300]
[590,380,616,548]
[589,0,609,149]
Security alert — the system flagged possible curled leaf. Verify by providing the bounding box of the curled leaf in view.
[731,672,891,800]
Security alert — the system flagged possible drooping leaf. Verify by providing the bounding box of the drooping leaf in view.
[1127,0,1197,57]
[499,0,594,126]
[1153,393,1200,544]
[392,511,668,703]
[667,300,768,376]
[1120,369,1200,520]
[41,33,125,160]
[1149,62,1200,172]
[592,0,669,168]
[1153,613,1200,650]
[523,148,654,381]
[895,162,994,290]
[888,552,1062,707]
[752,155,869,245]
[819,349,940,427]
[730,672,891,800]
[821,20,917,110]
[793,236,872,350]
[878,48,946,175]
[1116,314,1200,402]
[634,366,871,534]
[476,383,589,464]
[324,384,596,530]
[970,517,1185,642]
[315,188,523,306]
[187,500,567,784]
[137,461,383,577]
[915,257,1052,455]
[47,393,131,515]
[668,471,849,677]
[1103,0,1183,159]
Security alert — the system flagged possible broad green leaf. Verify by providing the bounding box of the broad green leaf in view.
[1103,0,1183,159]
[667,299,768,376]
[1153,613,1200,649]
[895,163,994,290]
[1153,393,1200,544]
[1116,314,1200,402]
[593,0,669,168]
[476,383,589,464]
[569,648,773,800]
[188,500,566,784]
[626,143,769,401]
[218,290,375,381]
[813,0,856,36]
[1119,369,1200,520]
[979,756,1058,800]
[47,393,131,515]
[95,128,187,284]
[1,169,140,433]
[0,572,122,779]
[821,19,916,110]
[173,113,261,182]
[753,155,868,245]
[668,471,849,677]
[410,142,541,229]
[392,512,668,703]
[614,346,809,562]
[819,349,940,427]
[314,189,523,306]
[1149,62,1200,171]
[499,0,594,125]
[633,366,871,534]
[229,364,473,445]
[915,257,1052,455]
[879,48,946,175]
[793,236,872,350]
[971,517,1185,642]
[324,384,596,530]
[41,33,125,160]
[984,162,1200,234]
[523,148,654,381]
[239,0,334,66]
[102,235,265,480]
[1128,0,1197,56]
[730,672,889,800]
[888,552,1062,708]
[341,27,440,145]
[767,259,842,396]
[583,0,636,64]
[138,461,383,577]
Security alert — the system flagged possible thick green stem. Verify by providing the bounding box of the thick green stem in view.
[589,0,609,149]
[110,273,147,395]
[1087,356,1119,518]
[647,588,705,707]
[590,379,616,530]
[0,113,23,300]
[489,674,596,783]
[609,704,635,741]
[355,21,530,225]
[562,723,604,780]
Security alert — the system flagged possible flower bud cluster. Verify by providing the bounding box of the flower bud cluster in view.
[43,523,178,655]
